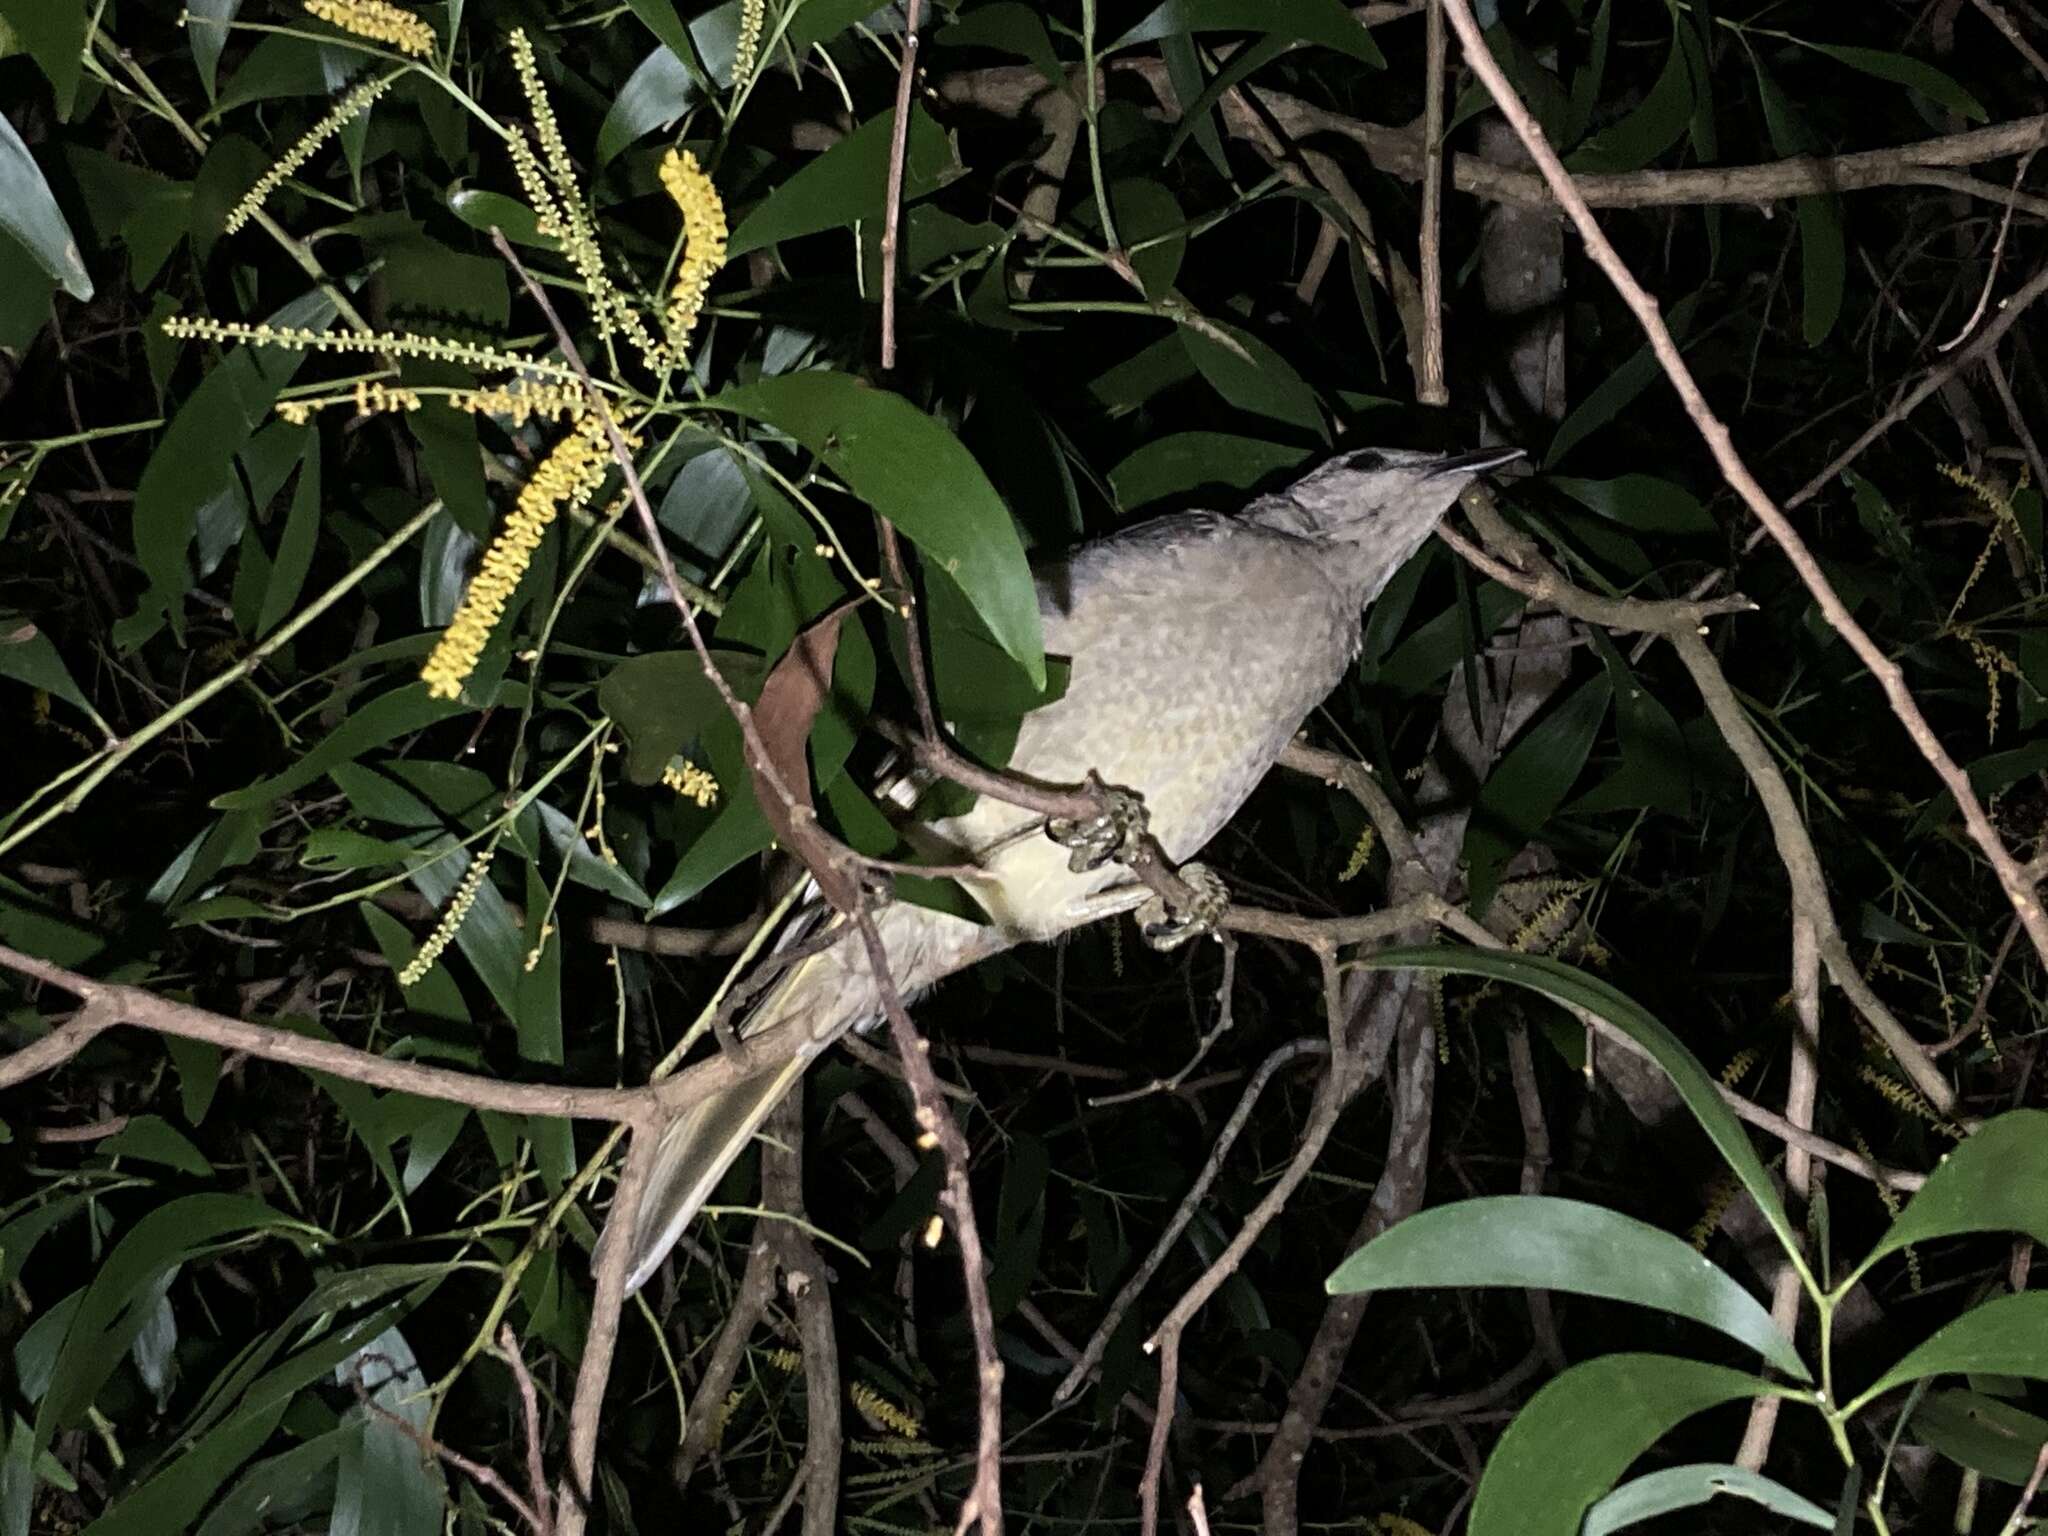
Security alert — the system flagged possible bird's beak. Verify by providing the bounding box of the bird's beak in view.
[1426,446,1526,479]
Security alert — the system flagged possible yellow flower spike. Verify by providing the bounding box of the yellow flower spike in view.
[226,74,396,235]
[657,148,728,351]
[420,417,615,701]
[731,0,765,91]
[304,0,434,56]
[399,846,497,986]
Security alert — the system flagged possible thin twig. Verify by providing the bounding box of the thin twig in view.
[1445,0,2048,966]
[878,0,925,372]
[1416,0,1448,405]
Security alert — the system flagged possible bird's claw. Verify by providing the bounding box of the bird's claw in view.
[1047,787,1149,874]
[1138,863,1229,952]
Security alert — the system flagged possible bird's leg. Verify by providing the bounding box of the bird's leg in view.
[1061,883,1153,926]
[1045,784,1149,873]
[1137,863,1230,952]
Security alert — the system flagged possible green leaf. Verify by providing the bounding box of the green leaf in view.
[1546,474,1717,535]
[408,846,528,1034]
[1909,1389,2048,1485]
[331,1326,444,1536]
[0,111,90,300]
[185,0,243,100]
[1180,321,1325,437]
[35,1195,315,1449]
[989,1135,1049,1319]
[597,19,743,166]
[1327,1196,1806,1377]
[1855,1294,2048,1411]
[254,436,321,638]
[1371,580,1525,694]
[0,617,108,736]
[1111,0,1385,66]
[446,187,558,251]
[1108,433,1309,511]
[1583,1463,1833,1534]
[599,648,763,784]
[7,0,86,113]
[193,1426,349,1536]
[727,107,959,258]
[214,684,476,810]
[1544,291,1700,466]
[648,796,772,916]
[78,1398,292,1536]
[710,372,1044,686]
[934,3,1065,85]
[1752,59,1843,346]
[1854,1110,2048,1279]
[1797,43,1986,122]
[1470,1355,1770,1536]
[1566,24,1693,174]
[1361,948,1802,1265]
[138,287,338,631]
[1465,675,1612,913]
[100,1116,214,1178]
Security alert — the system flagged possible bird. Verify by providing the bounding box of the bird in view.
[620,444,1523,1292]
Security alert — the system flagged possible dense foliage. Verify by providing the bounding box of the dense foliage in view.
[1,0,2045,1532]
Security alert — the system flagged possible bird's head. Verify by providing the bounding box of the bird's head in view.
[1243,444,1525,602]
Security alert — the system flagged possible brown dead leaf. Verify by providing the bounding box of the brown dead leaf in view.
[748,604,859,910]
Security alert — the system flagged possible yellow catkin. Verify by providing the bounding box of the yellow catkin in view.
[660,759,719,808]
[304,0,434,55]
[420,417,613,700]
[657,148,728,351]
[1856,1065,1963,1138]
[226,74,396,234]
[1375,1517,1437,1536]
[763,1347,802,1373]
[1688,1171,1740,1252]
[162,314,579,383]
[398,846,496,985]
[849,1382,921,1440]
[1720,1047,1760,1088]
[731,0,765,90]
[450,381,585,427]
[1337,824,1375,882]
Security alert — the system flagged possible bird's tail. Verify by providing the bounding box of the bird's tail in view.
[619,898,1008,1294]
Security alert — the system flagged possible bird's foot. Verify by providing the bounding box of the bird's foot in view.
[1046,786,1149,874]
[1138,863,1230,952]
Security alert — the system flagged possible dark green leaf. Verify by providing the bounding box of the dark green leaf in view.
[214,683,476,809]
[1567,25,1693,174]
[1465,675,1612,912]
[1853,1111,2048,1279]
[934,3,1064,85]
[1798,43,1985,122]
[1362,948,1802,1264]
[600,648,764,784]
[1471,1355,1770,1536]
[1909,1389,2048,1485]
[1856,1294,2048,1411]
[0,111,90,300]
[100,1116,214,1178]
[1111,0,1385,66]
[1328,1196,1805,1376]
[1179,321,1325,437]
[1546,474,1717,534]
[137,287,337,631]
[1108,433,1310,511]
[727,107,959,258]
[1544,291,1700,466]
[711,372,1044,685]
[1583,1463,1833,1534]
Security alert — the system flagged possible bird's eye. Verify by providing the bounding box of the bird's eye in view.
[1342,449,1386,471]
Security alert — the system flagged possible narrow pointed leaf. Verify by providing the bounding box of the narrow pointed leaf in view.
[1856,1294,2048,1410]
[1856,1110,2048,1276]
[1472,1354,1771,1536]
[1361,948,1801,1265]
[1584,1463,1833,1534]
[1327,1196,1806,1377]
